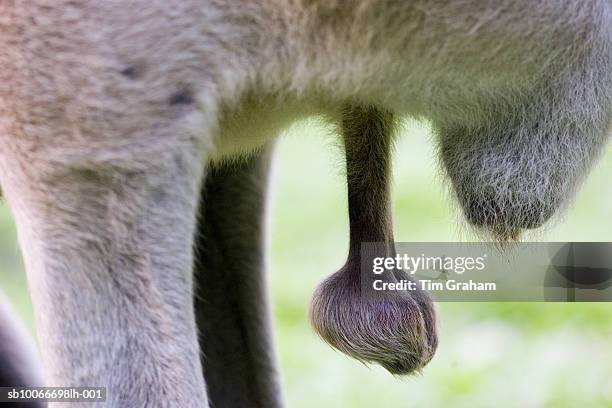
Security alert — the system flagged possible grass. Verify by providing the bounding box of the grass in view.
[1,119,611,407]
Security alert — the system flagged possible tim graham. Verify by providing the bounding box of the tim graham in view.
[372,279,496,291]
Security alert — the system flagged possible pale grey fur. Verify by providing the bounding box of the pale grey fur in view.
[0,1,610,407]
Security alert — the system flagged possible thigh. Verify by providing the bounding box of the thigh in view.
[194,146,283,408]
[0,149,209,407]
[0,26,212,407]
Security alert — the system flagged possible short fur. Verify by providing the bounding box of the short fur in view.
[0,1,610,407]
[310,104,437,374]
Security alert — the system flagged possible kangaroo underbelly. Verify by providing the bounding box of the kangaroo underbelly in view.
[211,93,338,162]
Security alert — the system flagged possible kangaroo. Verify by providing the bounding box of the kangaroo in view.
[310,104,437,375]
[0,1,611,407]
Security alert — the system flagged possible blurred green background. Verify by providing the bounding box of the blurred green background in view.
[1,120,611,407]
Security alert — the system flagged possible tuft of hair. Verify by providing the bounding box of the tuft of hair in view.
[309,263,437,375]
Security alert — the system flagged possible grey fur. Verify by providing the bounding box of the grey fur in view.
[0,1,610,406]
[310,104,437,375]
[194,147,283,408]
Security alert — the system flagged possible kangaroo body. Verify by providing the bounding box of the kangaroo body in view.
[0,1,611,407]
